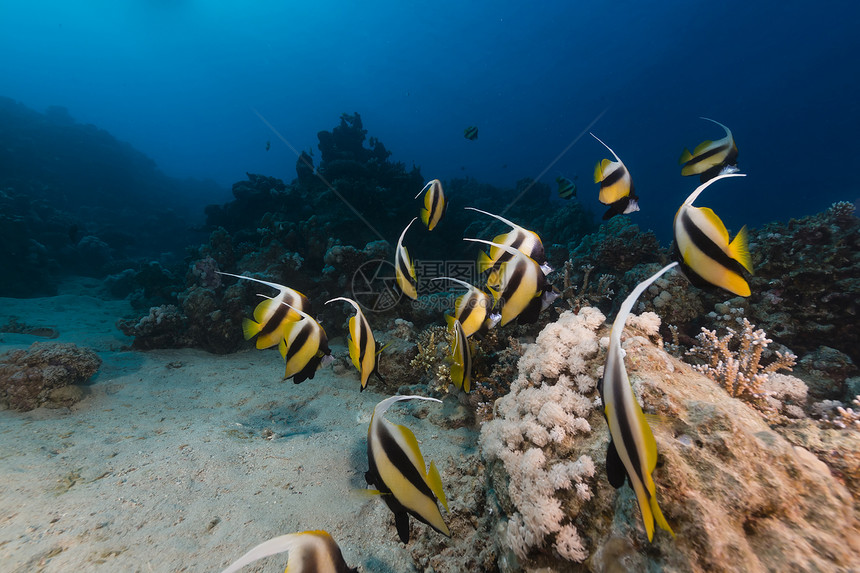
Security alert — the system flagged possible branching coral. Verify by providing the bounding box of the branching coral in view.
[686,318,797,403]
[409,325,451,393]
[557,261,615,313]
[480,308,605,563]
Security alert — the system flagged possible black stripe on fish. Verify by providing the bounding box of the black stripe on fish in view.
[377,422,437,504]
[457,293,477,327]
[260,302,289,336]
[397,252,417,287]
[500,260,526,307]
[601,164,628,188]
[610,353,647,488]
[684,141,731,166]
[681,211,748,276]
[286,322,312,363]
[357,315,369,366]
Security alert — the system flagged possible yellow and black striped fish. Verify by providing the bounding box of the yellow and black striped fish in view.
[679,117,739,183]
[415,179,447,231]
[394,217,419,301]
[464,125,478,141]
[365,395,450,543]
[217,272,310,350]
[464,238,557,327]
[465,207,552,288]
[673,172,752,297]
[271,301,331,384]
[598,262,677,543]
[430,276,500,338]
[556,175,577,199]
[445,316,473,393]
[219,529,357,573]
[325,297,384,391]
[592,133,640,220]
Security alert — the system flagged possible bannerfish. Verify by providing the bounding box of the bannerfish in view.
[265,140,271,152]
[592,133,640,220]
[599,262,677,543]
[219,529,357,573]
[464,125,478,141]
[463,238,557,326]
[430,276,500,338]
[446,316,473,393]
[415,179,447,231]
[556,175,577,199]
[679,117,739,183]
[325,296,384,391]
[464,207,552,288]
[395,217,419,301]
[673,172,752,297]
[217,272,310,349]
[267,299,332,384]
[365,395,450,543]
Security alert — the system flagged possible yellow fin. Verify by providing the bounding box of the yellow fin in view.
[697,207,730,244]
[278,338,287,361]
[679,148,692,165]
[420,207,430,227]
[650,494,675,539]
[427,461,448,511]
[692,139,713,155]
[242,318,261,341]
[729,225,754,274]
[347,317,360,370]
[252,298,276,323]
[593,159,608,183]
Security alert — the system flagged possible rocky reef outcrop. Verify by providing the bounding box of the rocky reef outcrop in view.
[474,308,860,572]
[0,342,101,411]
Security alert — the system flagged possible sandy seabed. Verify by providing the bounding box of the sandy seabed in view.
[0,280,477,572]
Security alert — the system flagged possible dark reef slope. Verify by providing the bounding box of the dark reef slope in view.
[0,97,222,296]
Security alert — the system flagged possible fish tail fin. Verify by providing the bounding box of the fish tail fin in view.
[729,225,754,274]
[427,461,449,511]
[242,318,261,341]
[650,494,675,539]
[477,250,493,272]
[679,148,692,165]
[593,159,607,183]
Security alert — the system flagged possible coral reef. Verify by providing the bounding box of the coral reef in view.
[0,97,219,297]
[686,317,797,404]
[0,342,101,411]
[748,201,860,364]
[479,307,860,571]
[480,308,605,564]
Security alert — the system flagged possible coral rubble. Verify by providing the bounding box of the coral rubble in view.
[0,342,101,411]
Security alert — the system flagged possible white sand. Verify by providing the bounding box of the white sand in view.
[0,280,477,572]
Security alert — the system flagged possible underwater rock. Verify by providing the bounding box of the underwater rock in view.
[797,346,856,401]
[479,308,860,571]
[0,342,101,411]
[118,304,188,350]
[749,202,860,366]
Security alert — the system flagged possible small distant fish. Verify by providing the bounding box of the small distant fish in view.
[599,262,677,543]
[591,133,640,220]
[430,276,500,338]
[394,217,419,300]
[464,125,478,141]
[269,300,331,383]
[446,316,473,393]
[464,207,552,289]
[219,529,357,573]
[464,238,557,326]
[415,179,447,231]
[673,172,752,296]
[325,297,384,390]
[265,140,271,152]
[556,175,578,199]
[365,395,450,543]
[217,272,310,349]
[679,117,739,183]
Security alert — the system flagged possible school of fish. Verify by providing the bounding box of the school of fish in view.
[218,119,753,571]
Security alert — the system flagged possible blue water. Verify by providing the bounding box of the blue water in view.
[2,1,857,240]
